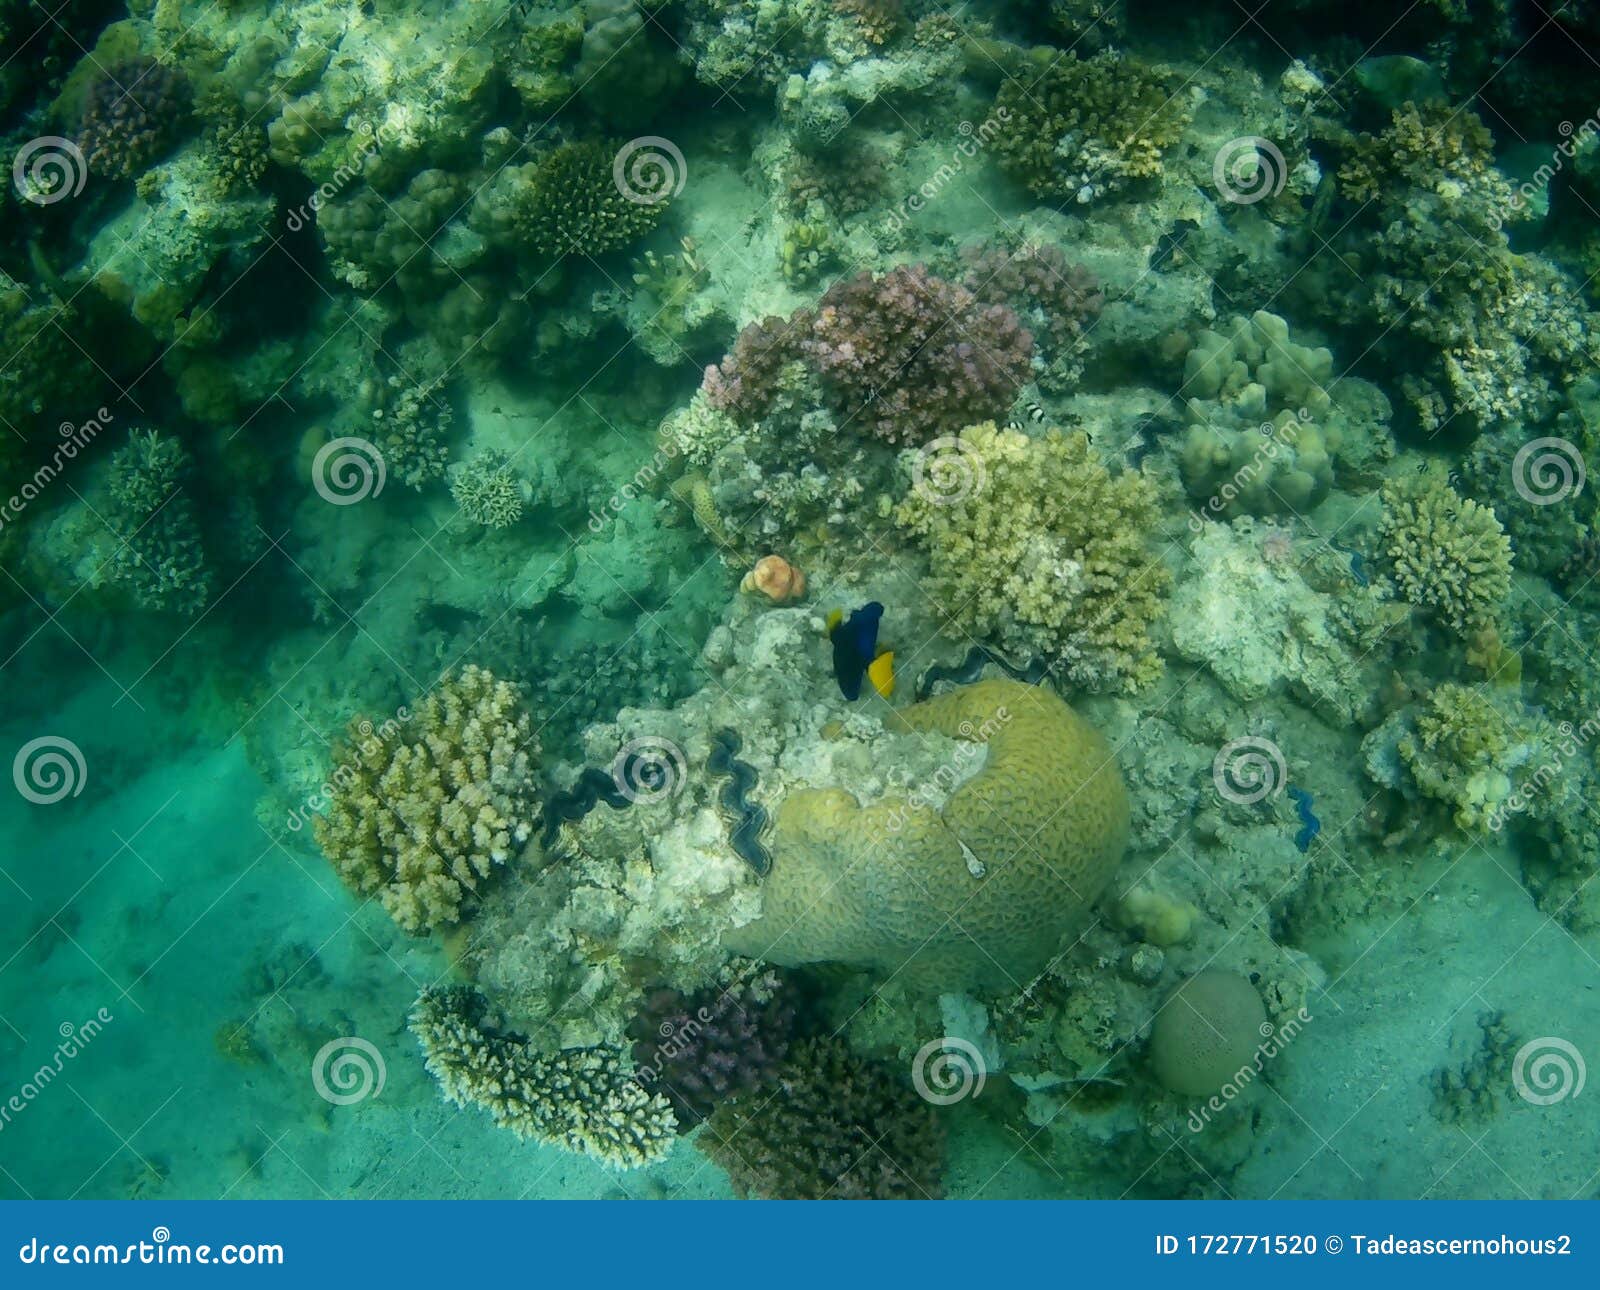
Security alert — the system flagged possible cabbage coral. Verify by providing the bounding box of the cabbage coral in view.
[312,666,539,934]
[895,423,1169,692]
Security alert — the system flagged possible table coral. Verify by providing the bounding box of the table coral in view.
[312,666,539,934]
[992,49,1190,203]
[725,679,1129,992]
[411,986,675,1169]
[895,423,1169,693]
[1378,470,1512,637]
[698,1036,944,1199]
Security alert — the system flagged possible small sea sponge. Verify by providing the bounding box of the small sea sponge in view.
[725,679,1129,991]
[411,986,675,1168]
[1378,470,1512,636]
[895,423,1169,692]
[1150,971,1266,1097]
[739,554,806,603]
[698,1037,944,1199]
[312,666,539,934]
[993,49,1189,202]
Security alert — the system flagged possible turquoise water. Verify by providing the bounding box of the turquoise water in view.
[2,1,1599,1200]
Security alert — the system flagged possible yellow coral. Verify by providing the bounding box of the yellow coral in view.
[725,680,1129,991]
[313,666,539,934]
[1379,470,1512,636]
[895,423,1168,692]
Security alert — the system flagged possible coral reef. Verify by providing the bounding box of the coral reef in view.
[411,985,675,1168]
[960,240,1104,392]
[97,429,211,616]
[726,679,1130,991]
[501,141,670,261]
[450,450,527,529]
[627,964,796,1125]
[992,50,1190,203]
[1378,470,1512,637]
[895,423,1169,692]
[76,55,190,182]
[312,667,539,934]
[698,1037,944,1199]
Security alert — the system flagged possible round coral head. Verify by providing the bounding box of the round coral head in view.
[740,555,806,603]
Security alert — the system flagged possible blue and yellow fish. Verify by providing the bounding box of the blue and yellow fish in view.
[826,602,895,700]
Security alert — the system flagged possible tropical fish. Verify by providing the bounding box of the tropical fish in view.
[867,651,895,698]
[827,602,885,701]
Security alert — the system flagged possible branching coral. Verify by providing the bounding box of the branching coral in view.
[895,423,1169,692]
[411,985,675,1168]
[312,666,539,934]
[449,449,526,528]
[1378,470,1512,636]
[627,965,796,1125]
[992,50,1190,202]
[503,141,669,260]
[99,429,211,616]
[698,1037,944,1199]
[806,265,1032,445]
[960,240,1103,390]
[77,55,190,182]
[1337,102,1515,217]
[368,373,453,489]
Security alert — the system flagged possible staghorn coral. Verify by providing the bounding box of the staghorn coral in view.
[411,985,675,1168]
[627,965,796,1125]
[992,50,1190,203]
[99,428,211,616]
[1378,470,1512,636]
[698,1036,943,1199]
[805,265,1032,446]
[312,666,539,934]
[77,55,190,182]
[895,423,1169,692]
[449,449,526,528]
[725,679,1130,991]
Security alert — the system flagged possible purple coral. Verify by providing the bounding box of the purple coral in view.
[701,314,807,421]
[805,264,1033,445]
[961,240,1104,359]
[77,56,191,182]
[627,969,796,1125]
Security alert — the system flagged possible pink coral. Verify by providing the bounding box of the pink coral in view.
[741,554,807,603]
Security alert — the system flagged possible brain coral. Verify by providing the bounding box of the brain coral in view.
[725,679,1129,992]
[895,423,1169,692]
[1150,971,1266,1097]
[313,666,539,934]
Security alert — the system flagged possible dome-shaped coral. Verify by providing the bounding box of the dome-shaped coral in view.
[725,679,1129,991]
